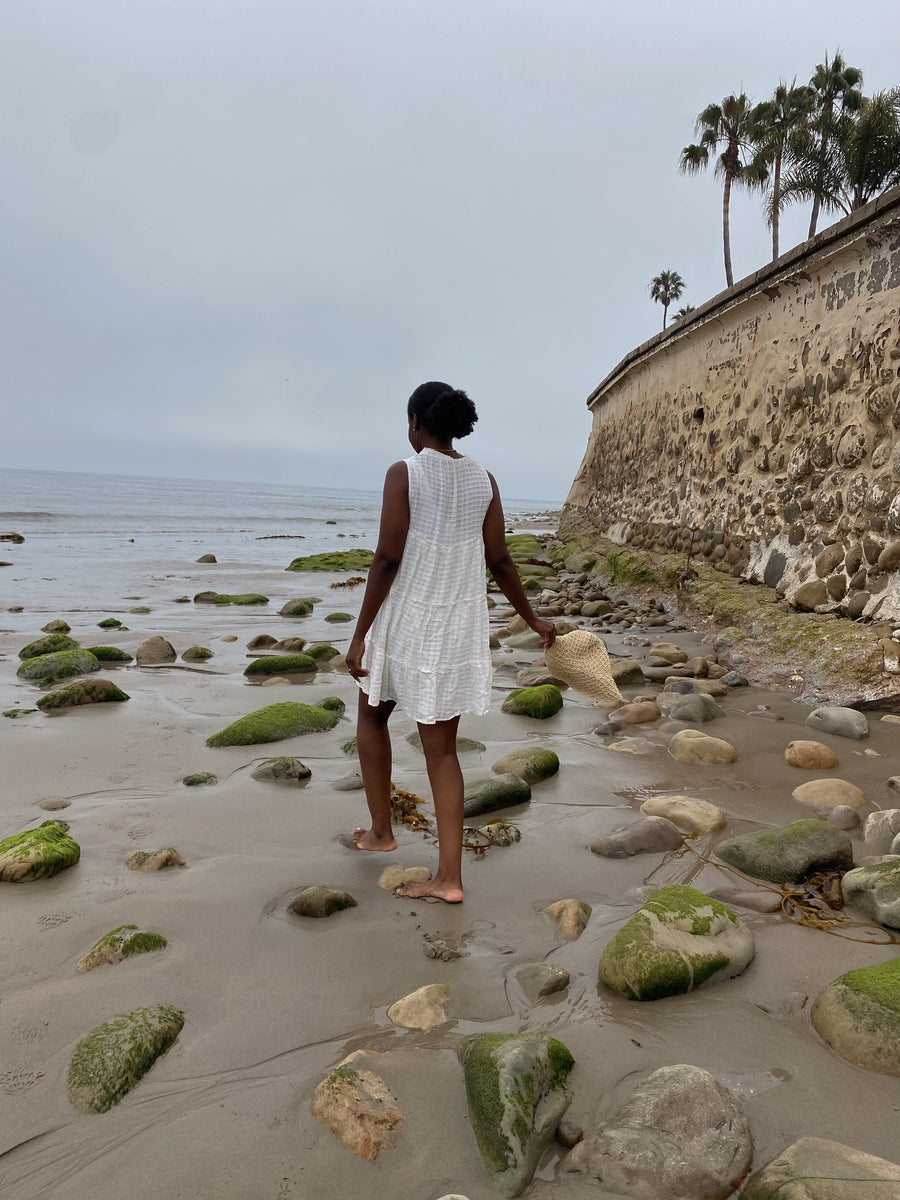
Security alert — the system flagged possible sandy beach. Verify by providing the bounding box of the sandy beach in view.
[2,536,900,1199]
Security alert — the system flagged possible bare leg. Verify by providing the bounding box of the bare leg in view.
[353,692,398,851]
[395,716,464,902]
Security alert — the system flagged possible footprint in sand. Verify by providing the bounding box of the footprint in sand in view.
[12,1023,48,1044]
[127,823,155,841]
[0,1067,45,1094]
[37,912,76,930]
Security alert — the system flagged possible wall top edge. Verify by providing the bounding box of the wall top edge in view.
[587,182,900,411]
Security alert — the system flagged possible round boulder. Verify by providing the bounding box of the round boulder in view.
[784,739,839,769]
[668,729,737,765]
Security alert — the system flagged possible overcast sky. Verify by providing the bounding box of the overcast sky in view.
[2,0,899,504]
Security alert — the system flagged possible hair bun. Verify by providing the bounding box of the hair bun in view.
[408,382,479,441]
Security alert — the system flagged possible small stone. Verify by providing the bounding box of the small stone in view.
[663,693,724,723]
[706,887,783,913]
[251,757,311,784]
[196,553,217,562]
[220,634,239,642]
[311,1065,402,1159]
[610,657,645,686]
[77,924,167,972]
[289,885,357,918]
[668,729,737,765]
[333,770,364,791]
[515,964,570,1004]
[640,795,726,833]
[463,774,531,818]
[608,700,661,724]
[792,778,866,810]
[828,805,861,830]
[136,636,177,666]
[387,983,450,1030]
[261,677,291,686]
[378,866,431,891]
[841,861,900,928]
[181,645,213,662]
[247,634,278,650]
[501,684,563,719]
[784,739,839,769]
[865,809,900,841]
[490,748,559,783]
[545,898,592,940]
[591,816,684,858]
[805,705,869,740]
[719,670,749,687]
[648,642,688,664]
[126,847,186,872]
[717,820,852,883]
[742,1137,900,1199]
[406,731,486,753]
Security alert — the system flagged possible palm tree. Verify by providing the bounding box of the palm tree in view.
[650,269,685,330]
[805,51,864,237]
[751,81,815,260]
[674,304,696,320]
[681,94,763,287]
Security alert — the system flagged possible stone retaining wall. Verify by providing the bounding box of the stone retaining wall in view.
[562,184,900,622]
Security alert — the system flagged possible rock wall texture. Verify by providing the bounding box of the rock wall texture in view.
[562,184,900,622]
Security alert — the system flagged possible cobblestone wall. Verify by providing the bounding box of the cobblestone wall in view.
[561,185,900,622]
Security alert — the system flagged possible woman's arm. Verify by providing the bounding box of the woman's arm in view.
[482,473,556,649]
[346,461,410,679]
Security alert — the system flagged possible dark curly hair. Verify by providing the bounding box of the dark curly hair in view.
[407,381,478,441]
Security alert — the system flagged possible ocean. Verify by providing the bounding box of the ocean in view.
[0,467,561,616]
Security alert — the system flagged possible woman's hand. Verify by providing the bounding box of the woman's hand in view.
[531,617,557,650]
[346,635,368,680]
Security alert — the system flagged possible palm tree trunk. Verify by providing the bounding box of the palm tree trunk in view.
[808,108,833,239]
[662,303,668,331]
[772,155,781,261]
[723,166,734,288]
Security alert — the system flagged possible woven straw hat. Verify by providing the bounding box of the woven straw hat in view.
[544,629,623,707]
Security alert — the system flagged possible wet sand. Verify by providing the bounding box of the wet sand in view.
[1,557,899,1199]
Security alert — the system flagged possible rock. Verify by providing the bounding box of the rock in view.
[84,645,133,661]
[463,774,531,818]
[668,729,737,765]
[36,679,129,709]
[805,705,869,740]
[640,795,726,834]
[545,898,592,941]
[76,924,167,972]
[598,885,754,1001]
[182,645,213,662]
[792,579,829,610]
[608,699,661,724]
[664,693,724,723]
[251,757,311,784]
[0,820,80,882]
[811,957,900,1076]
[183,772,217,786]
[515,964,570,1004]
[98,616,122,628]
[610,657,645,686]
[244,654,316,676]
[864,809,900,842]
[480,819,521,846]
[501,685,563,719]
[17,649,101,685]
[742,1137,900,1199]
[506,631,544,650]
[126,847,186,872]
[136,636,177,666]
[333,770,364,791]
[717,819,853,883]
[841,861,900,927]
[206,701,341,746]
[286,550,374,571]
[324,611,353,623]
[305,643,341,662]
[719,670,749,687]
[289,885,357,918]
[562,1064,751,1200]
[196,553,217,562]
[506,615,528,634]
[459,1032,574,1198]
[406,731,486,754]
[210,593,269,605]
[220,634,238,642]
[272,637,308,652]
[41,619,71,633]
[792,778,867,810]
[707,887,783,913]
[247,634,278,650]
[66,1004,184,1114]
[829,805,861,830]
[515,665,567,688]
[490,748,559,783]
[18,633,79,659]
[341,736,357,756]
[377,866,431,891]
[591,816,684,858]
[784,739,839,769]
[310,1064,401,1159]
[648,642,688,664]
[279,597,316,617]
[387,983,450,1030]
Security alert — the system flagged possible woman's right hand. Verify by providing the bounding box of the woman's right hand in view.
[532,617,557,649]
[346,635,368,680]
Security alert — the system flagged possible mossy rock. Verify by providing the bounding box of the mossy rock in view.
[18,633,80,659]
[214,593,269,605]
[251,756,311,783]
[325,611,354,623]
[4,708,37,718]
[183,772,217,787]
[173,596,191,603]
[598,884,755,1001]
[98,617,122,629]
[8,605,24,612]
[305,643,340,662]
[406,730,486,754]
[129,606,151,614]
[41,619,71,634]
[318,695,345,713]
[459,1032,574,1198]
[271,636,306,651]
[17,649,102,685]
[286,550,374,572]
[0,820,81,882]
[196,553,217,563]
[716,819,853,884]
[811,957,900,1076]
[206,701,341,747]
[37,679,130,710]
[84,645,133,662]
[182,645,213,662]
[279,597,317,617]
[66,1004,184,1114]
[77,924,168,972]
[491,748,559,784]
[341,736,358,756]
[244,654,316,676]
[501,685,563,719]
[504,533,543,562]
[193,591,218,603]
[248,634,280,650]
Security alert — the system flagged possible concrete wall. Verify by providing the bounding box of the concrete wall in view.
[561,184,900,621]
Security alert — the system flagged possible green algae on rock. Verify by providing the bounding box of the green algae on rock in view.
[84,646,133,662]
[341,736,358,756]
[325,611,354,623]
[318,695,345,713]
[286,549,374,572]
[206,701,341,747]
[491,748,559,784]
[37,679,130,710]
[459,1032,574,1198]
[279,597,317,617]
[98,617,122,629]
[17,649,102,685]
[216,592,269,605]
[251,756,311,783]
[3,708,37,718]
[77,925,168,972]
[501,685,563,719]
[18,633,79,659]
[841,860,900,929]
[244,654,316,676]
[67,1004,185,1114]
[181,645,213,662]
[126,847,186,871]
[811,957,900,1077]
[598,884,755,1001]
[196,553,217,563]
[304,643,340,662]
[716,819,853,884]
[183,772,217,787]
[0,820,81,882]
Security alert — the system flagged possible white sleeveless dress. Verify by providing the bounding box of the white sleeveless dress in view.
[359,448,494,723]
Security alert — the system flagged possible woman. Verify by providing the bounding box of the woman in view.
[345,381,555,903]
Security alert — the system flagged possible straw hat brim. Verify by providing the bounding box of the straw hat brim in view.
[544,630,623,706]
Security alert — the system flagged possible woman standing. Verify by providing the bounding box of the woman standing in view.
[345,382,555,902]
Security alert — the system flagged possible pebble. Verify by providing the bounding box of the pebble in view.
[784,739,839,769]
[707,887,783,913]
[591,816,683,858]
[792,779,867,810]
[828,805,862,830]
[545,898,592,940]
[640,795,726,833]
[333,770,365,791]
[668,729,737,765]
[387,983,450,1030]
[515,964,570,1004]
[378,866,432,891]
[220,635,238,642]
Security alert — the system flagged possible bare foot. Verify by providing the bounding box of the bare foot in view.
[352,827,398,852]
[394,879,464,903]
